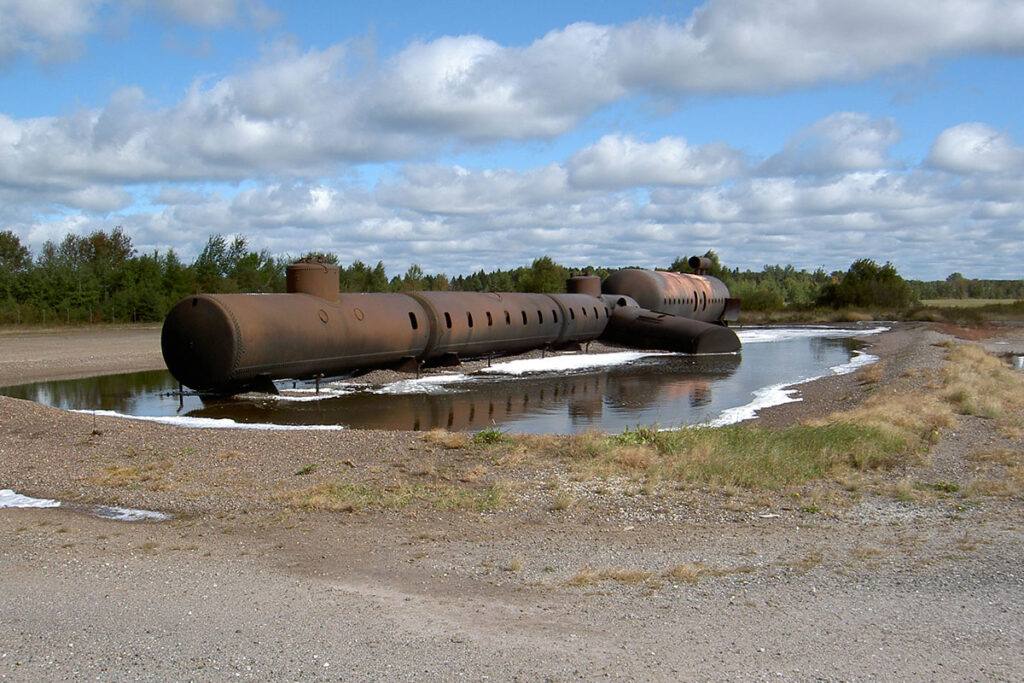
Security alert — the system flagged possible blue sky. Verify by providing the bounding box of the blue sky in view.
[2,0,1023,280]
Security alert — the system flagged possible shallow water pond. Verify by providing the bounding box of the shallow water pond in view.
[2,325,886,433]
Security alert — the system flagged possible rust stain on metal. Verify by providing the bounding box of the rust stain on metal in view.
[161,258,742,394]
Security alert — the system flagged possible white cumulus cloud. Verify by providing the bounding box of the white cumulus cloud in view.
[567,134,748,188]
[927,122,1024,173]
[760,113,901,175]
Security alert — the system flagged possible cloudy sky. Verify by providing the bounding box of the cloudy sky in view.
[2,0,1023,280]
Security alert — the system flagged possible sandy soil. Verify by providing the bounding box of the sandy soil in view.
[2,323,1023,681]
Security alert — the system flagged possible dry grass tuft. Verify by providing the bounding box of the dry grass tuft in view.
[91,460,175,491]
[663,562,711,584]
[567,567,654,587]
[567,567,601,587]
[942,343,1024,434]
[550,490,576,511]
[422,429,470,449]
[851,546,884,560]
[787,551,824,575]
[961,448,1024,498]
[602,568,653,584]
[855,360,885,385]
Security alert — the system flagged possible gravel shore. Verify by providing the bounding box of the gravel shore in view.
[2,322,1023,681]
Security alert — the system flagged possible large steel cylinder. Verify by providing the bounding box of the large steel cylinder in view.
[162,292,431,392]
[603,305,740,354]
[602,269,732,322]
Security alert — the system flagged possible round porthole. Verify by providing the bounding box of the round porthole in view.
[354,308,364,321]
[318,309,329,323]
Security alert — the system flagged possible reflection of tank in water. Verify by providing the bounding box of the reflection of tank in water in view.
[162,256,741,394]
[183,372,611,431]
[605,353,741,412]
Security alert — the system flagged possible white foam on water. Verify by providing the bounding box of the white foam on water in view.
[372,373,472,395]
[738,325,890,344]
[831,350,879,376]
[73,410,346,430]
[707,383,805,427]
[0,488,60,509]
[479,351,672,376]
[261,387,357,402]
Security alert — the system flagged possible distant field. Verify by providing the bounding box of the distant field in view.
[920,299,1020,308]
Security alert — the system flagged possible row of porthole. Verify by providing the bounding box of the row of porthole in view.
[662,294,725,312]
[411,305,611,331]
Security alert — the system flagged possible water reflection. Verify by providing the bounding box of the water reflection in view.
[1,328,872,433]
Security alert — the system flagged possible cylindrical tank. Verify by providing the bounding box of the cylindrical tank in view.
[161,292,431,392]
[548,293,610,346]
[406,291,608,359]
[286,260,339,301]
[566,274,602,297]
[603,305,740,354]
[602,269,732,322]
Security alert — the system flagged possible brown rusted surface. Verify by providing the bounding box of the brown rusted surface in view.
[566,274,602,297]
[601,269,733,323]
[603,304,740,354]
[162,292,431,392]
[286,260,339,301]
[162,264,742,394]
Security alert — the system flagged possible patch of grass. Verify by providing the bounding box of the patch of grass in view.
[968,448,1023,467]
[787,551,824,575]
[942,343,1024,434]
[891,478,918,502]
[830,310,875,323]
[567,567,601,587]
[855,361,885,385]
[918,481,960,493]
[422,429,470,449]
[602,568,653,584]
[920,299,1020,308]
[655,423,910,489]
[962,477,1018,498]
[850,546,884,560]
[614,424,661,447]
[663,562,711,584]
[662,562,754,584]
[567,567,654,587]
[472,425,511,446]
[508,413,929,492]
[549,490,576,511]
[91,461,175,491]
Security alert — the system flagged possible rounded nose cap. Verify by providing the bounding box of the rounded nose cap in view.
[161,296,238,391]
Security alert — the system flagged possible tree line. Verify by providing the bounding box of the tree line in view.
[1,228,1020,325]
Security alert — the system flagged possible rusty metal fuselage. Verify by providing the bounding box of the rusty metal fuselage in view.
[161,261,741,394]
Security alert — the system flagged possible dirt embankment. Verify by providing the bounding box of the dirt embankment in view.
[2,323,1023,680]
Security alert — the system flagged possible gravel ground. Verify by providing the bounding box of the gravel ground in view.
[2,322,1023,681]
